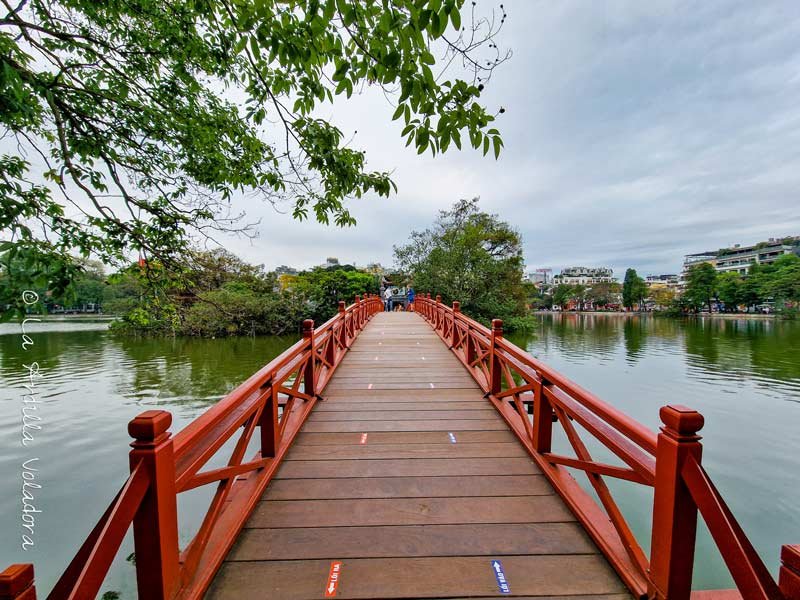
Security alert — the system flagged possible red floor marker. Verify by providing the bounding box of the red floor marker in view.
[325,561,342,597]
[360,433,368,444]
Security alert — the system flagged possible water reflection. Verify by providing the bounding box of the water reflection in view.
[509,313,800,589]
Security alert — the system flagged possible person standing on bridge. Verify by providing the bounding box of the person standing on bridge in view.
[383,286,393,312]
[407,287,415,311]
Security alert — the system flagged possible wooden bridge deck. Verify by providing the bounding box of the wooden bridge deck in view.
[206,312,630,599]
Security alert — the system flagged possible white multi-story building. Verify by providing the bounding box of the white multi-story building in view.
[681,236,799,282]
[553,267,614,286]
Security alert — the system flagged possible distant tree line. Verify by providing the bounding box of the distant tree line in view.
[1,248,379,335]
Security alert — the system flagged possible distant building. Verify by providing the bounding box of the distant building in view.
[525,268,552,286]
[553,267,614,286]
[365,262,386,276]
[645,274,679,288]
[275,265,298,276]
[323,257,340,269]
[681,236,800,282]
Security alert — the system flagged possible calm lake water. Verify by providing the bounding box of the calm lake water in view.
[0,314,798,595]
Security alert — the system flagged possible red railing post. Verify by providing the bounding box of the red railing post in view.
[338,301,347,349]
[532,376,553,452]
[0,564,35,600]
[466,321,476,367]
[451,302,460,348]
[781,545,800,600]
[128,410,180,600]
[303,319,316,398]
[435,295,442,331]
[354,295,362,328]
[489,319,503,395]
[260,378,279,457]
[648,405,704,600]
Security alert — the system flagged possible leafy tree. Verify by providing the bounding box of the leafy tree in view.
[586,282,621,308]
[394,198,527,327]
[570,284,587,311]
[185,249,273,294]
[293,267,378,323]
[684,262,718,311]
[760,254,800,303]
[622,268,646,311]
[552,284,573,309]
[650,287,676,309]
[0,0,508,318]
[716,272,744,311]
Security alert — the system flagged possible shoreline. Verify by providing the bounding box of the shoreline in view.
[532,310,778,320]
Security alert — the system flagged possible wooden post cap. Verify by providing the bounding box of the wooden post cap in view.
[453,301,461,312]
[435,295,441,303]
[0,564,34,598]
[492,319,504,333]
[355,295,361,302]
[659,405,704,436]
[303,319,314,334]
[128,410,172,442]
[338,301,345,312]
[783,545,800,571]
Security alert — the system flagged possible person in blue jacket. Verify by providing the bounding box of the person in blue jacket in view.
[406,287,415,311]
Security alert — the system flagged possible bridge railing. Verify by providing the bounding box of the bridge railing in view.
[415,294,799,600]
[0,295,383,600]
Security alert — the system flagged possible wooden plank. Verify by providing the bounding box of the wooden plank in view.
[324,381,478,390]
[293,430,517,445]
[249,496,573,528]
[228,522,596,560]
[313,401,488,411]
[207,555,628,599]
[307,409,498,421]
[284,442,525,460]
[318,388,489,404]
[301,419,507,432]
[263,475,554,500]
[275,457,540,479]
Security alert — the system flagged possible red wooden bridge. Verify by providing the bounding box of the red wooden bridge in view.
[2,294,798,600]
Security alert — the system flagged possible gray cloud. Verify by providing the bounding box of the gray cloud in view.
[226,0,800,278]
[12,2,799,279]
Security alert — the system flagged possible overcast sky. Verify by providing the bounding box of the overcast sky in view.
[215,1,800,277]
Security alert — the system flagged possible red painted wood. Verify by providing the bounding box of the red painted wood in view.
[0,564,35,600]
[129,411,181,600]
[781,545,800,600]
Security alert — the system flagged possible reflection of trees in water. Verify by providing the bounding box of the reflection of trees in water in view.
[622,317,646,363]
[515,314,623,361]
[110,335,297,407]
[0,330,107,380]
[683,318,800,389]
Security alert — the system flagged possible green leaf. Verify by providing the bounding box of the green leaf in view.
[451,8,461,30]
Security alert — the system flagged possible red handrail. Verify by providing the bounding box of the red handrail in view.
[0,295,382,600]
[415,294,797,600]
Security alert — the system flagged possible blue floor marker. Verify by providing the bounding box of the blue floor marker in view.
[491,560,510,594]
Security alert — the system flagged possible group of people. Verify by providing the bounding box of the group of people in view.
[383,286,415,312]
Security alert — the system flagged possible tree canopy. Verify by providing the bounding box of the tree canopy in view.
[0,0,508,318]
[683,262,717,311]
[393,197,528,328]
[622,268,646,310]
